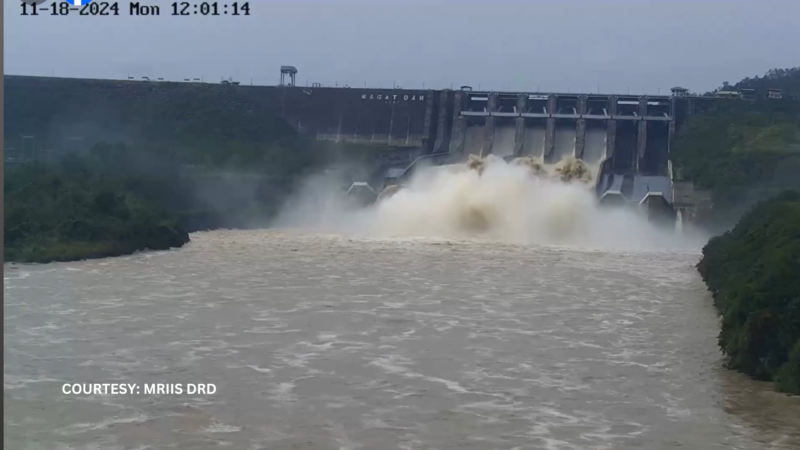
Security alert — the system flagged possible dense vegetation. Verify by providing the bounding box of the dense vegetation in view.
[697,191,800,394]
[4,159,190,263]
[675,68,800,394]
[3,137,340,263]
[718,67,800,99]
[3,77,382,262]
[672,69,800,231]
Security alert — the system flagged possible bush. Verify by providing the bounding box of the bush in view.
[4,162,190,263]
[697,191,800,394]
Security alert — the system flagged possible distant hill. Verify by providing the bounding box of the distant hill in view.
[672,67,800,230]
[715,67,800,99]
[697,190,800,395]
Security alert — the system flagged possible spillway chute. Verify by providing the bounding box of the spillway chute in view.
[376,184,405,203]
[490,124,516,159]
[346,182,378,207]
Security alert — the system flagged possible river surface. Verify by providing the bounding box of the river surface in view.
[5,230,800,450]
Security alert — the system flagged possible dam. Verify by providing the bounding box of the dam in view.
[3,74,720,218]
[262,84,696,218]
[255,86,678,177]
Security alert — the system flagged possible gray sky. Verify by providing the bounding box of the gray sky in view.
[5,0,799,94]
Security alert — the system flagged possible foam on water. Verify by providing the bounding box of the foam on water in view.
[6,230,800,449]
[275,156,706,252]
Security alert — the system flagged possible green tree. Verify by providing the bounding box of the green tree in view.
[697,191,800,394]
[4,160,190,263]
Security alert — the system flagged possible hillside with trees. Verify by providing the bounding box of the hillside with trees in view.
[3,137,361,263]
[671,68,800,230]
[3,76,381,262]
[4,159,190,263]
[697,191,800,394]
[728,67,800,99]
[680,67,800,394]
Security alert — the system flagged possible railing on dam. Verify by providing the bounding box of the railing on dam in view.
[457,92,674,121]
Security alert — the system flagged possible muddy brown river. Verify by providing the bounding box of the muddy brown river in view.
[4,230,800,449]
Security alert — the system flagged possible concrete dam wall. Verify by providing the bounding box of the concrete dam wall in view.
[447,91,676,176]
[6,75,730,216]
[2,75,300,154]
[6,75,717,184]
[247,86,437,148]
[265,86,685,179]
[287,88,689,185]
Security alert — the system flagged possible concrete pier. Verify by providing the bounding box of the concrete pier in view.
[544,95,557,158]
[513,94,526,157]
[575,119,586,159]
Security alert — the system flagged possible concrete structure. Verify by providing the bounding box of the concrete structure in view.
[639,191,678,227]
[346,181,378,206]
[255,86,436,149]
[3,74,757,214]
[717,90,741,98]
[670,87,689,97]
[262,86,698,213]
[671,178,713,229]
[262,87,681,178]
[257,85,684,218]
[280,66,298,87]
[740,89,757,101]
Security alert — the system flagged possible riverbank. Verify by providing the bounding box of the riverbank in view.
[697,190,800,395]
[4,163,190,263]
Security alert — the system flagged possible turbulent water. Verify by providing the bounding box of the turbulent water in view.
[5,160,800,449]
[278,155,703,251]
[5,231,800,450]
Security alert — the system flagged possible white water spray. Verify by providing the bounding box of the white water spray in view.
[273,156,707,251]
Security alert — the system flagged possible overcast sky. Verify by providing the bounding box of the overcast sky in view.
[5,0,799,94]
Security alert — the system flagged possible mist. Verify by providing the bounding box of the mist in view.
[272,156,710,252]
